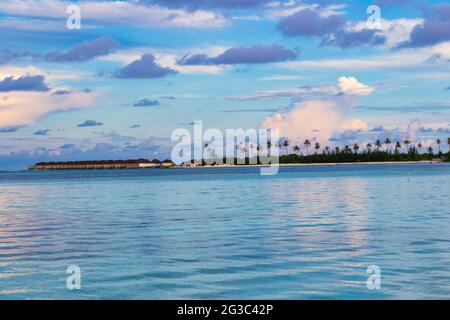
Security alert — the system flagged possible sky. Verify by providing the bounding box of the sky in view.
[0,0,450,169]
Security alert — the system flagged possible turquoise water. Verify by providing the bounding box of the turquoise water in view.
[0,164,449,299]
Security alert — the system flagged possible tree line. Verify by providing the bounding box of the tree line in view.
[201,137,450,165]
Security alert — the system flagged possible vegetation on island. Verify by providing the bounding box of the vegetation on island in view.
[199,138,450,165]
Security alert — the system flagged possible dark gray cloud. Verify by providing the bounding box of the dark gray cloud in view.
[277,8,385,49]
[369,126,385,132]
[33,129,51,136]
[129,124,141,129]
[0,49,38,64]
[77,120,104,127]
[159,95,176,100]
[0,75,50,92]
[179,44,297,65]
[398,4,450,48]
[52,89,72,96]
[437,127,450,134]
[117,54,177,79]
[278,9,345,37]
[133,99,160,107]
[0,127,19,133]
[419,127,434,133]
[45,37,119,62]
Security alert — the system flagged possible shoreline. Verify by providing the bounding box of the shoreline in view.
[178,160,444,169]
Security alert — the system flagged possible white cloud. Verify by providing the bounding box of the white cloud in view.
[0,67,99,128]
[259,77,374,144]
[0,0,226,29]
[338,76,374,96]
[342,119,368,131]
[349,18,423,48]
[229,76,373,100]
[0,65,94,81]
[0,90,98,129]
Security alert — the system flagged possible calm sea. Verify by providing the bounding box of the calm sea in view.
[0,164,449,299]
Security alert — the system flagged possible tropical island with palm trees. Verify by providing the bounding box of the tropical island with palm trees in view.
[194,137,450,167]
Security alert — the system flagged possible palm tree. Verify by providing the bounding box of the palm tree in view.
[436,138,441,154]
[366,143,372,152]
[448,137,450,153]
[314,142,321,154]
[335,146,340,154]
[375,139,382,151]
[428,146,434,156]
[293,145,300,155]
[404,140,411,153]
[417,142,423,154]
[385,138,392,153]
[353,143,360,154]
[395,141,401,154]
[204,143,211,159]
[266,140,272,156]
[249,143,255,156]
[283,139,290,155]
[324,146,330,154]
[304,139,311,155]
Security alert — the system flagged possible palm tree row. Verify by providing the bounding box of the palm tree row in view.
[200,137,450,165]
[277,138,450,157]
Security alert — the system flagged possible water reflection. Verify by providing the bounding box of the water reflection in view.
[0,164,449,299]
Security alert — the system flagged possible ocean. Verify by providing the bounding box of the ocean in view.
[0,163,449,299]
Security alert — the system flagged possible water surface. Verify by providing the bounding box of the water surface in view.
[0,164,449,299]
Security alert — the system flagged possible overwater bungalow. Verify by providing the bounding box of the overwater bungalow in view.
[28,159,169,170]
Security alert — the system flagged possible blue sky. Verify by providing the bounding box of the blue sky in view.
[0,0,449,169]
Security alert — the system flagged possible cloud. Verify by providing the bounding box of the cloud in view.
[52,89,72,95]
[129,124,141,129]
[149,0,267,10]
[0,0,226,29]
[77,120,104,128]
[178,44,297,65]
[33,129,51,136]
[1,37,119,65]
[0,75,50,92]
[259,76,375,144]
[0,127,19,133]
[0,49,38,64]
[44,37,119,63]
[117,54,177,79]
[321,29,385,49]
[277,8,346,37]
[342,119,369,131]
[0,136,174,170]
[0,88,98,129]
[261,99,348,144]
[277,8,385,48]
[374,0,415,6]
[229,76,373,100]
[398,4,450,48]
[337,76,374,96]
[133,99,160,107]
